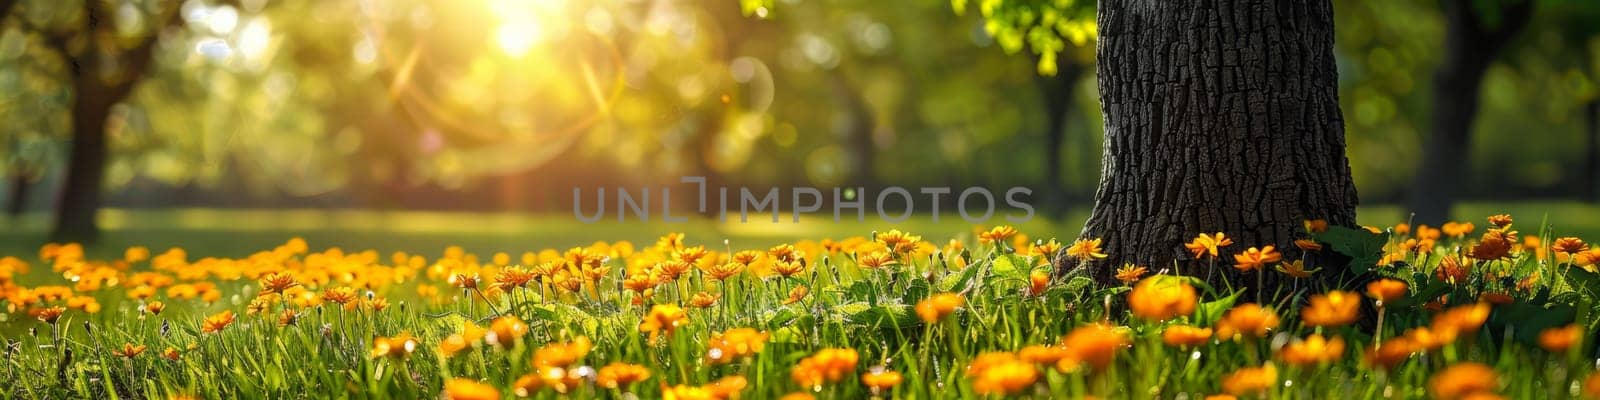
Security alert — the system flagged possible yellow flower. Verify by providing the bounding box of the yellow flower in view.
[1552,237,1588,254]
[1184,232,1234,259]
[596,362,652,389]
[1429,362,1499,400]
[1304,219,1329,233]
[772,260,807,278]
[1279,334,1344,366]
[323,287,359,306]
[1127,276,1197,322]
[1232,246,1282,271]
[1222,363,1278,396]
[915,293,964,323]
[860,368,903,391]
[34,306,66,324]
[1066,238,1108,260]
[1030,239,1063,258]
[142,300,165,316]
[640,304,689,341]
[978,226,1018,244]
[161,347,181,361]
[494,267,536,291]
[1114,264,1147,283]
[1215,304,1279,340]
[1539,324,1582,353]
[443,378,500,400]
[1161,325,1213,347]
[1487,214,1513,228]
[1301,290,1360,328]
[201,310,235,333]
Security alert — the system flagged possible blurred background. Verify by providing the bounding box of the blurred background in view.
[1,0,1598,256]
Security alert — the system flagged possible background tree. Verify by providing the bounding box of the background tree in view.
[1077,0,1359,286]
[1406,0,1533,225]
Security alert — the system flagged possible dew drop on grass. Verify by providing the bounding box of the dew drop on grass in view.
[708,348,724,361]
[812,385,823,392]
[1189,350,1201,360]
[1283,379,1292,387]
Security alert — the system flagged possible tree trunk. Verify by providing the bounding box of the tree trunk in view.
[1076,0,1359,289]
[5,170,29,217]
[1405,0,1532,225]
[52,85,116,243]
[1585,99,1599,202]
[1036,61,1084,219]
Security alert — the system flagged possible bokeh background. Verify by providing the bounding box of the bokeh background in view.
[2,0,1598,256]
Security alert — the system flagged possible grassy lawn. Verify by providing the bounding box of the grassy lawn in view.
[4,201,1598,258]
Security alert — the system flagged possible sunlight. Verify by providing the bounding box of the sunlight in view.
[486,0,568,58]
[495,22,541,57]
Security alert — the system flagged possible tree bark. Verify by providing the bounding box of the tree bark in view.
[52,82,117,243]
[1075,0,1359,289]
[5,170,28,217]
[1584,99,1599,202]
[1405,0,1532,225]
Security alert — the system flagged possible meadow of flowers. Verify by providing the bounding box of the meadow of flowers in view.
[3,215,1600,399]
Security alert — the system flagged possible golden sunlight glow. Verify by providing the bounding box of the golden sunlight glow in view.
[487,0,568,58]
[496,23,541,57]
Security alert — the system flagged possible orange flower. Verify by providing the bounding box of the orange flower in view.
[369,334,417,359]
[1486,214,1512,228]
[689,291,719,308]
[966,352,1037,396]
[1161,325,1213,347]
[596,362,652,389]
[1293,239,1322,251]
[512,373,544,397]
[1429,362,1499,400]
[1301,290,1360,328]
[1215,304,1279,340]
[144,301,166,316]
[1232,246,1282,271]
[1552,237,1588,254]
[979,226,1019,244]
[35,306,66,324]
[706,328,769,364]
[1066,238,1108,260]
[1185,232,1234,259]
[1366,279,1408,304]
[708,375,747,399]
[855,251,898,270]
[1539,324,1582,353]
[1279,334,1344,366]
[161,347,181,361]
[443,378,500,400]
[731,250,762,265]
[783,285,809,305]
[323,287,359,306]
[916,293,964,323]
[533,336,592,368]
[258,272,299,294]
[703,262,745,281]
[1478,292,1513,305]
[1432,302,1491,335]
[791,348,858,386]
[488,315,528,347]
[1468,230,1515,260]
[772,260,807,278]
[1435,256,1470,284]
[1018,344,1072,365]
[494,267,536,291]
[640,304,689,341]
[1304,219,1329,233]
[1114,264,1148,283]
[1028,270,1050,297]
[1442,221,1475,238]
[1127,276,1197,322]
[1275,260,1317,278]
[1222,363,1278,396]
[201,310,235,333]
[1364,337,1417,369]
[860,368,903,391]
[1060,323,1129,371]
[874,230,921,254]
[114,343,148,358]
[1583,371,1600,399]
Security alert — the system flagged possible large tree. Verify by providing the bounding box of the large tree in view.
[1405,0,1532,224]
[1075,0,1359,285]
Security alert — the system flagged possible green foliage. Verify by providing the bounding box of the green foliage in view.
[952,0,1096,75]
[1313,225,1390,274]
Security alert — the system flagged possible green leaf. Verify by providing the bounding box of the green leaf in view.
[845,303,918,328]
[991,254,1031,280]
[1564,265,1600,296]
[938,264,982,292]
[902,278,931,304]
[1491,300,1577,345]
[1388,280,1451,309]
[1313,225,1389,274]
[1195,290,1242,325]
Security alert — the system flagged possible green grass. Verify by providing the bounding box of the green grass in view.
[3,203,1600,398]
